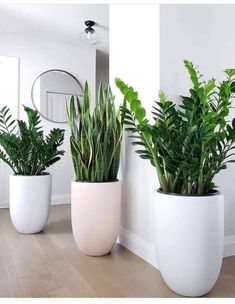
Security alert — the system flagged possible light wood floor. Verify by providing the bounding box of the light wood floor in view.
[0,205,235,298]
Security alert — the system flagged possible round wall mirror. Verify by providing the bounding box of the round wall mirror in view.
[31,69,83,123]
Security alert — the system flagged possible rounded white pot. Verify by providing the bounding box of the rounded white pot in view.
[154,189,224,297]
[9,173,52,234]
[71,180,121,256]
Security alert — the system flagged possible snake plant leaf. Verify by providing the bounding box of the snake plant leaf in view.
[67,81,123,182]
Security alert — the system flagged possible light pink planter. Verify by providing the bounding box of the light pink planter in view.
[71,180,122,256]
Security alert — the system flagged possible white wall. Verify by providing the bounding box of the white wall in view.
[110,4,159,267]
[0,56,19,206]
[160,4,235,254]
[0,32,96,206]
[110,3,235,268]
[96,50,109,97]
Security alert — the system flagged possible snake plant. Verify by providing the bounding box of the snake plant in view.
[116,60,235,195]
[0,105,65,175]
[66,81,123,182]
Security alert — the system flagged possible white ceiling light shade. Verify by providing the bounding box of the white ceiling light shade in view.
[79,20,99,46]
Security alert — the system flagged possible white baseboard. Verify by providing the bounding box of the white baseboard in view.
[51,194,71,205]
[118,228,235,269]
[118,227,159,269]
[224,235,235,257]
[0,193,71,209]
[0,203,9,209]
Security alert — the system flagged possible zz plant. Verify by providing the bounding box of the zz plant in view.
[116,60,235,195]
[0,105,65,175]
[66,81,123,182]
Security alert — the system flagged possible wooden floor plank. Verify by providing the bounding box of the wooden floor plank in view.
[0,204,235,298]
[48,287,74,298]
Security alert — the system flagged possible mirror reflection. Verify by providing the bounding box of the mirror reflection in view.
[32,70,83,123]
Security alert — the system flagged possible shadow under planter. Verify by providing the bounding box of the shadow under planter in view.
[71,180,121,256]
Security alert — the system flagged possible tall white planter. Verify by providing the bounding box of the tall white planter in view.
[9,174,52,234]
[154,190,224,297]
[71,180,121,256]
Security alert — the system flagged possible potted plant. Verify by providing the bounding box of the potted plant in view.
[0,105,65,234]
[66,82,123,256]
[115,61,235,297]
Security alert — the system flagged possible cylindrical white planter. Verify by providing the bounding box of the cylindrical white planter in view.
[71,180,121,256]
[154,189,224,297]
[9,174,52,234]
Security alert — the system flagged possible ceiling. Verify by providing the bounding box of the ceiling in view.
[0,4,109,54]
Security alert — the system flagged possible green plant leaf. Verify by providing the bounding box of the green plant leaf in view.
[67,81,123,182]
[0,105,65,175]
[116,60,235,194]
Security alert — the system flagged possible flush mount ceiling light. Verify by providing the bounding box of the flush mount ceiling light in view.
[79,20,99,46]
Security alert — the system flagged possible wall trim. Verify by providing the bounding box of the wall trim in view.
[224,235,235,257]
[0,203,9,209]
[118,228,235,269]
[118,227,159,269]
[51,194,71,205]
[0,193,71,209]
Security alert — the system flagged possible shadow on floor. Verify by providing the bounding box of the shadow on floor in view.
[43,218,72,234]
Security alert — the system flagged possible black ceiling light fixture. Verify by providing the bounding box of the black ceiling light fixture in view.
[79,20,99,45]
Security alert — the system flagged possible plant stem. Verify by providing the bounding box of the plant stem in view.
[142,133,169,191]
[171,168,182,193]
[198,142,205,195]
[188,178,192,195]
